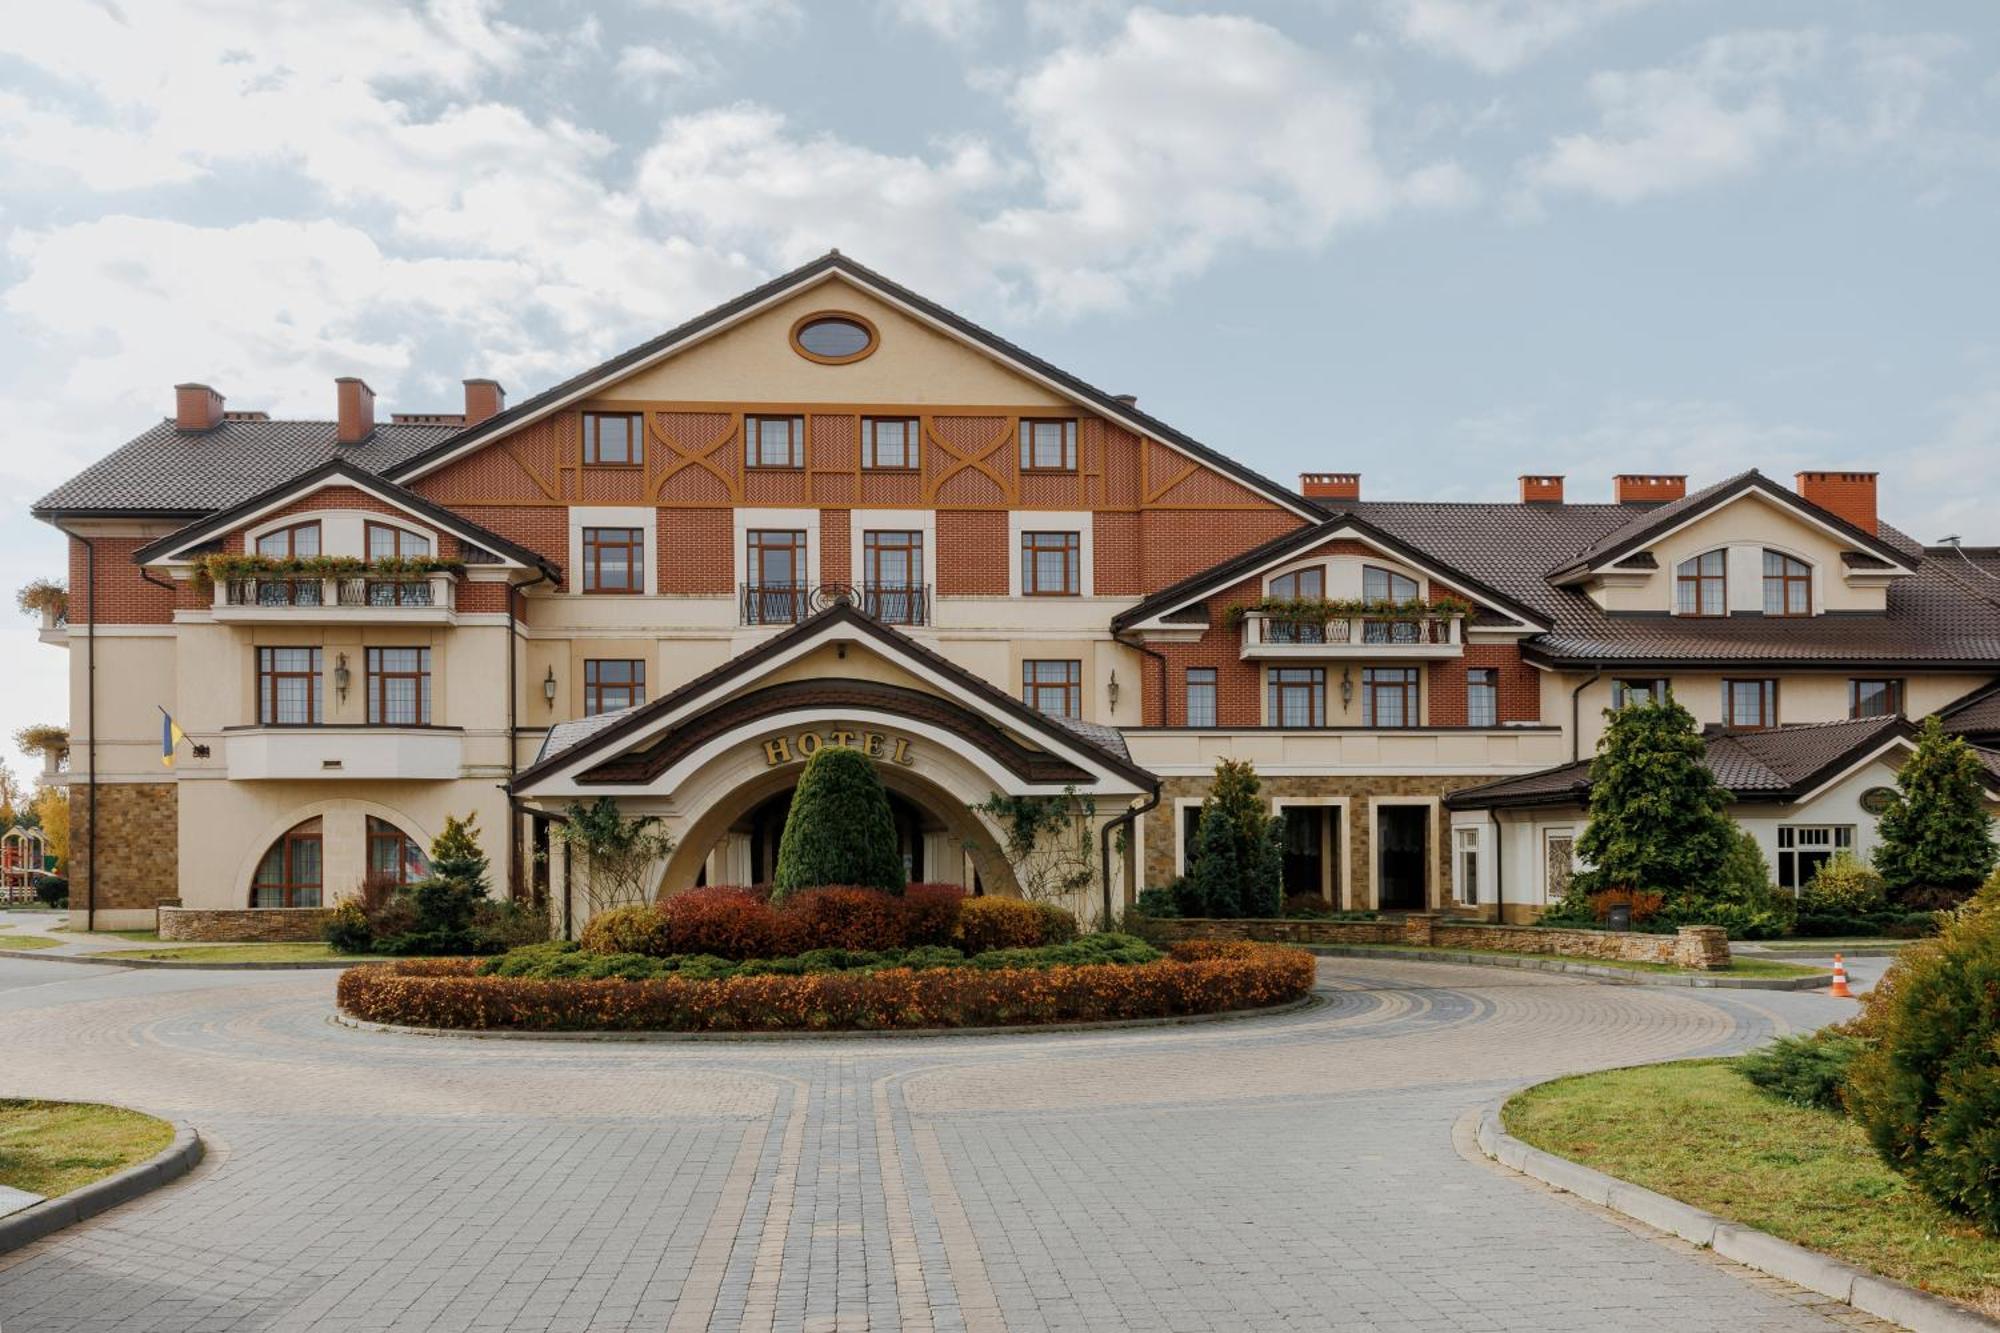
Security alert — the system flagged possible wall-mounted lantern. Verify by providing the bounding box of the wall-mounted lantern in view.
[1107,669,1120,712]
[1340,666,1354,710]
[543,666,558,708]
[334,652,351,703]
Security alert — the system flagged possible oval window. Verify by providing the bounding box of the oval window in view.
[791,313,877,364]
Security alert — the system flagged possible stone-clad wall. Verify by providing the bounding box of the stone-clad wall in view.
[159,906,334,942]
[68,783,178,911]
[1163,916,1732,970]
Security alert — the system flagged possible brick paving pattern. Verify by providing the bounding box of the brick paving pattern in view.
[0,952,1890,1331]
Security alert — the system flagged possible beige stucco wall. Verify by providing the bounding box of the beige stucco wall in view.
[1593,492,1890,614]
[598,276,1072,408]
[1124,726,1569,777]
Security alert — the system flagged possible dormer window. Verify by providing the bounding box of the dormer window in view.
[1268,568,1323,600]
[1762,550,1811,616]
[366,523,431,560]
[256,522,320,559]
[1675,550,1726,616]
[1363,565,1418,603]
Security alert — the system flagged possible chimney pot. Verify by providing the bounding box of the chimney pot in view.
[1300,472,1360,502]
[335,377,376,445]
[463,378,505,427]
[1519,475,1564,505]
[174,382,225,433]
[1796,470,1879,535]
[1112,392,1138,408]
[1614,474,1688,506]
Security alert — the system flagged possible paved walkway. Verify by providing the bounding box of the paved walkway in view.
[0,951,1889,1332]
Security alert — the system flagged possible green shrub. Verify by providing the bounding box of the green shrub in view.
[1574,697,1736,897]
[1844,884,2000,1235]
[472,900,551,953]
[1872,716,1998,899]
[478,935,1153,982]
[323,900,374,953]
[771,746,904,899]
[957,897,1076,953]
[1659,831,1795,939]
[1737,1033,1867,1112]
[1799,852,1886,916]
[1134,886,1180,919]
[30,873,67,909]
[1033,901,1078,945]
[1181,759,1282,918]
[968,934,1160,970]
[579,904,672,957]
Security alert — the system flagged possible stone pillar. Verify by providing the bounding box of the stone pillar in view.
[1673,925,1730,970]
[1401,913,1437,947]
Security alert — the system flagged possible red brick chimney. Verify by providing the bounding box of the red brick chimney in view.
[463,378,505,426]
[174,382,225,433]
[1300,472,1360,502]
[1614,474,1687,505]
[1796,471,1878,535]
[1519,475,1564,505]
[335,377,376,445]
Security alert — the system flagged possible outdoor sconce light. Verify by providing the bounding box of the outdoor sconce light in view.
[1340,666,1354,710]
[543,666,558,708]
[1107,669,1120,711]
[334,652,351,703]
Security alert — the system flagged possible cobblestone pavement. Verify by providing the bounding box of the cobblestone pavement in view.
[0,952,1890,1332]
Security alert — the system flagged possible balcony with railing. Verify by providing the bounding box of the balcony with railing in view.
[739,583,931,627]
[212,573,459,624]
[1239,609,1464,660]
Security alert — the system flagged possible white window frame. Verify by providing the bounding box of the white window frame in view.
[1453,824,1483,907]
[1776,823,1855,893]
[1541,827,1577,905]
[1171,795,1207,877]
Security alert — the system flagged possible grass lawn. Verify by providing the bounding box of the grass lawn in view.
[1507,1060,2000,1316]
[1325,941,1826,979]
[0,1100,175,1198]
[0,932,63,950]
[100,941,386,964]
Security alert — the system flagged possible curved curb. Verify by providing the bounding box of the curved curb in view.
[0,1117,203,1256]
[0,948,363,971]
[1474,1092,1997,1333]
[1303,944,1831,990]
[331,993,1320,1043]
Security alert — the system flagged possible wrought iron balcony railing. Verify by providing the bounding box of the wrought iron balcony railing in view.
[739,582,931,627]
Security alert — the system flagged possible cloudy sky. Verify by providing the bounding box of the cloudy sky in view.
[3,0,1997,783]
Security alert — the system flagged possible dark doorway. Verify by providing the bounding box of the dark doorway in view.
[1376,805,1429,911]
[740,786,930,886]
[1280,806,1338,902]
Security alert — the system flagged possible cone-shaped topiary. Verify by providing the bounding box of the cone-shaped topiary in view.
[771,745,906,900]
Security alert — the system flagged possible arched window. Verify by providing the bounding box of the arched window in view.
[366,817,429,886]
[1265,567,1325,644]
[1675,550,1726,616]
[252,818,322,908]
[1362,565,1419,603]
[1762,550,1811,616]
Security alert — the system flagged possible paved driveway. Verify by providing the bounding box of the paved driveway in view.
[0,953,1884,1332]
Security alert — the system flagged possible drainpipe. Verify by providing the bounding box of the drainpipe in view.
[61,528,97,932]
[1491,815,1504,924]
[1115,631,1172,726]
[1099,787,1162,930]
[1569,668,1603,762]
[502,567,554,902]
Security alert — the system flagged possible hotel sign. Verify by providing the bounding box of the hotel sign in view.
[762,728,916,768]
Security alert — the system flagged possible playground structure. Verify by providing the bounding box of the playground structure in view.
[1,827,50,903]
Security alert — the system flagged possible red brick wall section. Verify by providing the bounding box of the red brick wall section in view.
[936,511,1007,594]
[1093,511,1142,596]
[820,509,850,585]
[457,581,512,615]
[71,537,177,625]
[660,508,733,594]
[1138,510,1304,587]
[1795,471,1878,535]
[456,506,569,590]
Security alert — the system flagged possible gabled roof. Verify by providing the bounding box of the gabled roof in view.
[1445,714,1996,811]
[1108,511,1552,635]
[382,250,1321,520]
[1938,676,2000,739]
[33,419,460,519]
[129,458,561,576]
[1547,470,1917,582]
[512,601,1158,794]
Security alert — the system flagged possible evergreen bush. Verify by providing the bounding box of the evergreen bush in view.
[1798,852,1887,916]
[1575,699,1737,897]
[771,746,905,899]
[1181,759,1283,918]
[1738,1033,1866,1112]
[1872,716,1998,904]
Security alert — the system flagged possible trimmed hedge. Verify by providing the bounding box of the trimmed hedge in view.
[957,897,1076,953]
[480,934,1161,982]
[337,939,1316,1033]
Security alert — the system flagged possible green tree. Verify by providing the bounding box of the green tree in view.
[772,745,905,899]
[428,813,491,895]
[1574,698,1737,895]
[1871,716,1997,898]
[1179,758,1283,918]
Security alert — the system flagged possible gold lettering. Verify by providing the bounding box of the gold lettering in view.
[890,736,913,765]
[796,731,822,757]
[861,731,886,758]
[830,729,857,750]
[762,736,792,767]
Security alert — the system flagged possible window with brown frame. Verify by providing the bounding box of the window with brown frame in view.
[366,647,432,726]
[1762,550,1811,616]
[1185,667,1218,727]
[1612,677,1672,709]
[746,414,805,469]
[1466,668,1499,727]
[1018,418,1076,472]
[1722,678,1778,730]
[862,530,924,623]
[1265,567,1326,644]
[583,412,643,466]
[1020,530,1080,596]
[256,647,322,726]
[581,527,644,594]
[861,417,919,470]
[1676,550,1727,616]
[252,817,323,908]
[584,659,646,716]
[745,529,809,623]
[366,816,428,886]
[1849,678,1904,719]
[365,522,431,560]
[1363,667,1420,728]
[1267,667,1325,727]
[255,521,321,559]
[1022,659,1082,719]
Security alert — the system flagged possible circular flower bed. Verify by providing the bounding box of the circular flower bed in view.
[336,937,1316,1034]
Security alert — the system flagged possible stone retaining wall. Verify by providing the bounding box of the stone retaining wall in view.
[1162,915,1732,970]
[158,905,335,943]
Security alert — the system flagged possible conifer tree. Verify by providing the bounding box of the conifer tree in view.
[1575,698,1736,893]
[1872,716,1997,896]
[1181,758,1283,917]
[772,745,906,898]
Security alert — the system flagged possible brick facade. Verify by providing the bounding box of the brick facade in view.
[68,783,178,911]
[158,905,334,942]
[69,536,177,625]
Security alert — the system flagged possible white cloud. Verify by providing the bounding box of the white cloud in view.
[883,0,991,43]
[644,0,802,38]
[1383,0,1657,75]
[615,42,707,90]
[1521,30,1820,205]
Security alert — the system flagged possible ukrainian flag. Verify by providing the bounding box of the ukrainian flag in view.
[160,708,187,768]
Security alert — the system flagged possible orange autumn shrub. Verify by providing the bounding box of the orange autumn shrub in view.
[780,886,910,951]
[957,897,1076,953]
[660,886,790,958]
[578,905,672,957]
[336,942,1316,1033]
[582,884,972,960]
[899,883,967,947]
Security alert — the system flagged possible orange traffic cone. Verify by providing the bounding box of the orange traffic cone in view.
[1828,953,1853,999]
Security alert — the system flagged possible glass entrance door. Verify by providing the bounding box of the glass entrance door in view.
[1377,804,1429,911]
